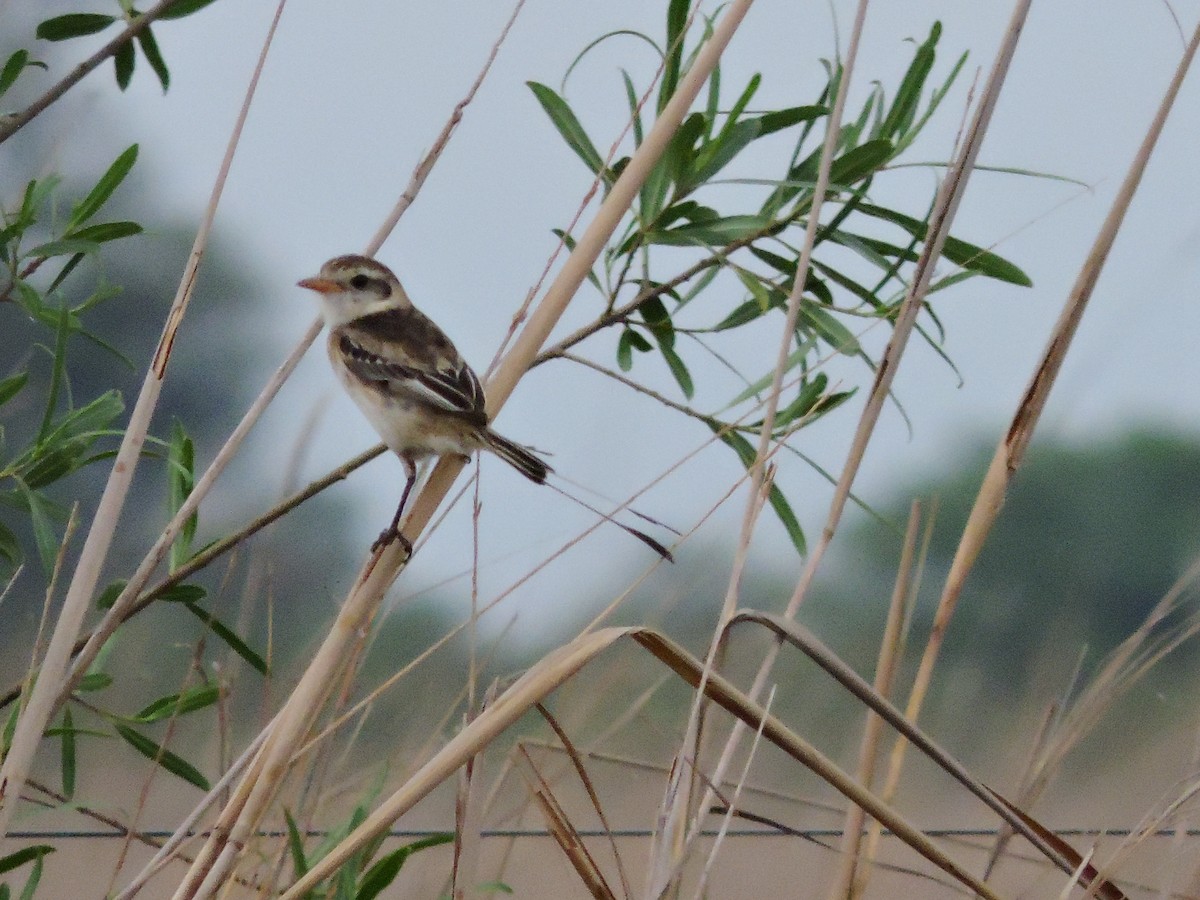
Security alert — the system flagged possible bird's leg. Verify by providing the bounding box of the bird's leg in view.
[372,457,416,555]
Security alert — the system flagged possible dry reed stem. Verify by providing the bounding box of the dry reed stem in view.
[0,1,286,846]
[830,501,920,900]
[888,8,1200,834]
[279,627,1003,900]
[518,746,618,900]
[537,704,634,898]
[175,5,758,894]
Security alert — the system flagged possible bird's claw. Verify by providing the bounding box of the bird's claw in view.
[371,526,412,557]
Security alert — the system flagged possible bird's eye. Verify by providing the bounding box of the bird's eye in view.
[349,274,370,290]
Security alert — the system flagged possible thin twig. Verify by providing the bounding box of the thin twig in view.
[0,0,188,144]
[0,0,285,846]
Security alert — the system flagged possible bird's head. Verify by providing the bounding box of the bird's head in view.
[298,255,410,326]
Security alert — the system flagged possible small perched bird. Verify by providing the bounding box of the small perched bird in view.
[298,254,549,552]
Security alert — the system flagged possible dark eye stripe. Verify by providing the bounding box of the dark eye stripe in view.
[347,273,392,298]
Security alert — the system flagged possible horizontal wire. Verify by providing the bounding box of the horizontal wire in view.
[9,827,1200,841]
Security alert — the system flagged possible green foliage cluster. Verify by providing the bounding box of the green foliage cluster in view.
[531,5,1029,553]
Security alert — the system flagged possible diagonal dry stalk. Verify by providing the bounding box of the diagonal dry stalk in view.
[873,11,1200,861]
[0,0,288,848]
[277,626,1006,900]
[828,501,921,900]
[651,2,872,887]
[170,5,758,896]
[679,0,1034,882]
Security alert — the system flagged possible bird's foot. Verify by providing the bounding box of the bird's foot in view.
[371,525,412,557]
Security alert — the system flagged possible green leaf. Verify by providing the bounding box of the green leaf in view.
[550,229,603,293]
[16,855,42,900]
[527,82,605,177]
[0,373,28,407]
[800,304,860,355]
[0,846,53,877]
[115,41,135,90]
[183,601,268,675]
[69,145,138,230]
[0,50,40,100]
[156,583,207,603]
[76,672,113,692]
[129,684,220,723]
[24,238,100,259]
[158,0,221,20]
[60,707,76,798]
[647,213,771,247]
[284,809,309,881]
[828,139,894,187]
[616,329,634,371]
[746,104,827,138]
[690,119,761,187]
[137,28,169,91]
[659,342,693,399]
[855,203,1032,286]
[113,724,210,791]
[620,69,643,147]
[879,22,940,140]
[13,479,60,576]
[65,221,143,243]
[355,835,453,900]
[708,423,806,555]
[0,522,21,570]
[658,0,688,113]
[96,579,128,610]
[167,421,196,572]
[36,14,115,41]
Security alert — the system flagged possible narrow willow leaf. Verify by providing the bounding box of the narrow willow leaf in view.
[690,119,761,187]
[60,707,76,798]
[550,229,603,293]
[659,342,693,399]
[75,672,113,692]
[183,601,268,674]
[616,329,635,371]
[658,0,689,113]
[880,22,940,140]
[0,50,36,99]
[284,809,309,880]
[648,213,771,247]
[95,578,128,610]
[527,82,605,176]
[0,846,53,877]
[114,40,135,90]
[65,221,143,244]
[621,69,644,147]
[13,479,59,576]
[829,139,894,186]
[855,203,1032,286]
[136,28,169,92]
[157,583,206,603]
[69,145,138,230]
[800,304,860,355]
[167,421,196,572]
[356,835,454,900]
[113,723,210,790]
[708,423,806,554]
[0,522,21,569]
[36,14,114,41]
[748,104,827,138]
[0,373,28,407]
[158,0,220,20]
[129,684,220,723]
[24,238,99,259]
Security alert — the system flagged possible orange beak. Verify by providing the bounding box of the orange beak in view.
[297,276,339,294]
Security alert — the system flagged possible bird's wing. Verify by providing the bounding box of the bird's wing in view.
[336,310,487,422]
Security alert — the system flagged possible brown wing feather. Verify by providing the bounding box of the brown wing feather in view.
[337,308,487,424]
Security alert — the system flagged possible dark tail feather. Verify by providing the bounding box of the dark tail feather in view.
[483,429,551,484]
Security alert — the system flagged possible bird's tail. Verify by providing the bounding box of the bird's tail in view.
[483,429,550,484]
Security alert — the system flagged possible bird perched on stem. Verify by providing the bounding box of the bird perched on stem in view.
[298,254,549,553]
